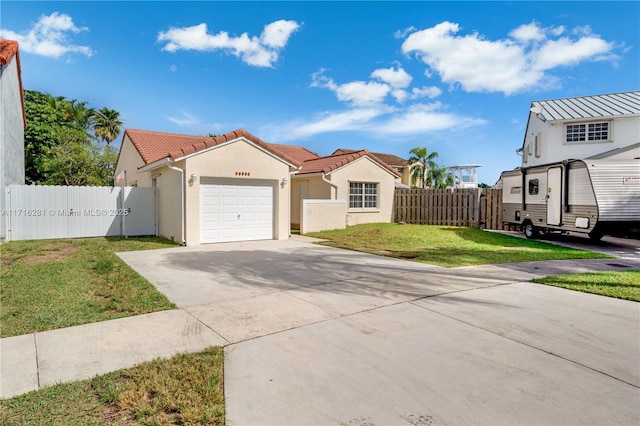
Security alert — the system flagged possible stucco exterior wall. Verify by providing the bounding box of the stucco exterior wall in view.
[301,200,346,234]
[0,54,25,238]
[330,157,396,226]
[290,175,330,226]
[114,136,152,188]
[183,139,292,245]
[153,164,183,244]
[522,113,640,167]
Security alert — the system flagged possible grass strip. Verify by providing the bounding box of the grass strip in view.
[0,237,178,338]
[309,223,610,268]
[533,270,640,301]
[0,347,225,425]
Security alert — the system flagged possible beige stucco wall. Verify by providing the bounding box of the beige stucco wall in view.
[153,164,184,244]
[331,157,397,226]
[301,200,347,234]
[114,136,152,188]
[183,139,293,245]
[290,175,330,226]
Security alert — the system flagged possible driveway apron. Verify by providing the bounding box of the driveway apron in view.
[118,237,640,425]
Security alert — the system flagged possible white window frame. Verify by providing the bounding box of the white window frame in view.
[349,182,378,210]
[565,121,610,143]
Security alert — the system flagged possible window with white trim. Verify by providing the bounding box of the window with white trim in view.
[566,122,609,142]
[349,182,378,209]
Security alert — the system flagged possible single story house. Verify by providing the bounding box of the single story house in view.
[291,150,400,232]
[333,148,413,188]
[115,128,301,245]
[115,128,400,244]
[0,39,26,240]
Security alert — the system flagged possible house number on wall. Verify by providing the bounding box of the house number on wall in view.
[235,172,251,176]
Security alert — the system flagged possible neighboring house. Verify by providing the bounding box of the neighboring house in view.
[115,128,301,245]
[0,39,26,240]
[519,91,640,167]
[291,150,400,230]
[333,148,413,187]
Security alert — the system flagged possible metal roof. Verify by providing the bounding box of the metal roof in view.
[531,91,640,122]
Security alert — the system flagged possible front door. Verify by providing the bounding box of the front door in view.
[546,167,562,226]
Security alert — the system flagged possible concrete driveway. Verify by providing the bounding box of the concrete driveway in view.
[118,237,640,425]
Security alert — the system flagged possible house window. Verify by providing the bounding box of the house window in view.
[566,122,609,142]
[528,179,539,195]
[349,182,378,209]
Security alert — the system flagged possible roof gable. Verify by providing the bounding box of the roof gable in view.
[123,128,302,168]
[332,148,408,166]
[0,39,26,129]
[298,150,400,177]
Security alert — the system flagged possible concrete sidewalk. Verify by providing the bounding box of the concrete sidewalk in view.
[1,251,637,399]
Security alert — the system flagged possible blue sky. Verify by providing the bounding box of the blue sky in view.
[2,1,638,184]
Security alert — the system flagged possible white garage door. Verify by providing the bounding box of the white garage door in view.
[200,179,274,243]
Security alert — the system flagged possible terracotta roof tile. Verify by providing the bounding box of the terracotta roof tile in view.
[124,128,302,168]
[0,39,26,128]
[298,150,400,177]
[267,143,319,163]
[333,148,408,166]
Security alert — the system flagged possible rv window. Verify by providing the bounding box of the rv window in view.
[566,122,609,142]
[528,179,539,195]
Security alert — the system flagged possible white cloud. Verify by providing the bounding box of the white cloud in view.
[411,86,442,99]
[311,70,391,106]
[0,12,92,59]
[371,66,412,88]
[157,19,300,68]
[509,22,545,43]
[261,20,301,48]
[374,103,487,135]
[533,36,614,70]
[265,101,485,141]
[166,111,200,126]
[401,20,617,95]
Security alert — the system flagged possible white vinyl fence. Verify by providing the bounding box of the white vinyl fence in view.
[4,185,157,241]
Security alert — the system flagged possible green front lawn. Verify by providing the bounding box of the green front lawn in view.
[0,237,178,338]
[0,347,225,426]
[533,270,640,301]
[308,223,611,268]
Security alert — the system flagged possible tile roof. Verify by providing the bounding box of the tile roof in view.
[124,128,302,167]
[298,150,401,177]
[0,39,26,128]
[531,91,640,121]
[332,148,408,166]
[268,143,319,163]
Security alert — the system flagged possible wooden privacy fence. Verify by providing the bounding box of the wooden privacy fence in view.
[394,188,504,230]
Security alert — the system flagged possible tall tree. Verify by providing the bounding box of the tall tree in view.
[23,90,122,185]
[408,147,439,188]
[93,107,123,146]
[64,100,95,132]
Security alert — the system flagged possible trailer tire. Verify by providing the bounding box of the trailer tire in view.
[523,221,538,239]
[589,229,604,242]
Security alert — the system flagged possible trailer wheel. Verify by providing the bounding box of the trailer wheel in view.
[589,229,604,242]
[523,221,538,239]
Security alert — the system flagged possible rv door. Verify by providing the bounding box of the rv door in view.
[547,167,562,226]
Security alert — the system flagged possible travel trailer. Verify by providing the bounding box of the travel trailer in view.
[501,159,640,240]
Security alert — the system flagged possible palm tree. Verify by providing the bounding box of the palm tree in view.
[93,107,123,146]
[64,100,95,131]
[408,147,439,188]
[429,165,454,189]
